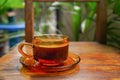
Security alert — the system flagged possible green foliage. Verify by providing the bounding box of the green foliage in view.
[72,2,96,40]
[33,2,41,17]
[0,0,8,15]
[72,1,120,48]
[0,0,24,15]
[83,2,96,32]
[114,0,120,16]
[4,0,24,8]
[72,3,81,41]
[108,0,114,4]
[71,1,120,48]
[106,0,120,48]
[41,24,49,34]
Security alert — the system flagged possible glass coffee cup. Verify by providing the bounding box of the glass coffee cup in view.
[18,34,69,66]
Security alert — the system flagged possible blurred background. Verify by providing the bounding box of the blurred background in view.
[0,0,120,56]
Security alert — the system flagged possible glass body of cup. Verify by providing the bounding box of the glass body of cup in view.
[32,34,69,66]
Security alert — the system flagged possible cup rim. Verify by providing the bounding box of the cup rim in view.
[33,34,69,39]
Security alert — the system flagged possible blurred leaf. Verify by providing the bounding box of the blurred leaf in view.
[6,0,24,9]
[72,3,81,41]
[81,2,96,32]
[87,2,96,10]
[41,24,49,34]
[0,0,24,15]
[0,0,8,15]
[108,0,115,4]
[114,0,120,16]
[33,3,41,17]
[107,30,120,48]
[83,10,95,32]
[108,30,120,38]
[0,0,8,9]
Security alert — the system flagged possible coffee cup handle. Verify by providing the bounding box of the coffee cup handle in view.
[18,43,33,58]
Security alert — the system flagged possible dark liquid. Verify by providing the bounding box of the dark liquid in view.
[33,44,68,66]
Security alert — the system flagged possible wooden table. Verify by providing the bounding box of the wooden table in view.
[0,42,120,80]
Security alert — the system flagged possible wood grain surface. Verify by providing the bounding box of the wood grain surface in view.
[0,42,120,80]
